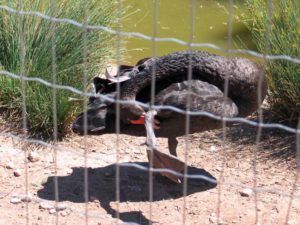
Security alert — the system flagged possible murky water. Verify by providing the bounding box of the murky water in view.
[122,0,253,64]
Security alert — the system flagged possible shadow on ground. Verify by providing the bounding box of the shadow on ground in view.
[37,162,216,224]
[214,109,297,164]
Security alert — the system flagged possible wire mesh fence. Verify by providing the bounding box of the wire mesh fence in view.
[0,0,300,225]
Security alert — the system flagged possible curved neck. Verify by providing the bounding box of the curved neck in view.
[120,51,267,116]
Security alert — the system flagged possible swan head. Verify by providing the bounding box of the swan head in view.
[72,65,133,134]
[72,101,109,134]
[72,58,154,134]
[72,76,118,134]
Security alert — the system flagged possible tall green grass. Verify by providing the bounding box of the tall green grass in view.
[0,0,118,138]
[243,0,300,123]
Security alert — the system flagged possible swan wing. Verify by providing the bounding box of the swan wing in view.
[155,80,238,118]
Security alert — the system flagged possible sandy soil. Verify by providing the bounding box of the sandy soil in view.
[0,109,300,225]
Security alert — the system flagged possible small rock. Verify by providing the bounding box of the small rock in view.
[257,203,264,212]
[209,213,218,224]
[239,188,253,197]
[14,169,21,177]
[56,203,67,211]
[39,202,54,210]
[287,220,297,225]
[174,205,181,212]
[216,166,222,172]
[6,162,14,169]
[31,181,39,187]
[60,211,68,217]
[66,168,73,175]
[272,206,279,213]
[210,145,217,152]
[10,197,22,204]
[21,195,32,202]
[226,161,236,168]
[49,208,56,214]
[28,151,40,162]
[41,177,48,185]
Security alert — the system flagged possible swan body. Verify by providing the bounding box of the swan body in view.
[72,51,267,157]
[119,51,267,123]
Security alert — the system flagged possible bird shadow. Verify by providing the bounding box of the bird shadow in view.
[37,162,217,224]
[215,109,297,164]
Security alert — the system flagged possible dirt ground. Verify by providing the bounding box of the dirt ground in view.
[0,109,300,225]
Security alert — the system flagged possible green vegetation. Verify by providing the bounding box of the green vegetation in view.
[243,0,300,123]
[0,0,117,138]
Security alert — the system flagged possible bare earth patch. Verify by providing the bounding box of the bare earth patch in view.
[0,110,300,225]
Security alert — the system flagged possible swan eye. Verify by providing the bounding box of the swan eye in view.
[138,64,145,72]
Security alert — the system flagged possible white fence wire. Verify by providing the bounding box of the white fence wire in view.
[0,1,300,225]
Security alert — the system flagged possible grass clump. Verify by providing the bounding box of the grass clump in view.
[243,0,300,123]
[0,0,118,138]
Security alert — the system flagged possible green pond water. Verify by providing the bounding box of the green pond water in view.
[121,0,254,64]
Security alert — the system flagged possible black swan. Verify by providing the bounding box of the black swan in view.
[72,51,267,181]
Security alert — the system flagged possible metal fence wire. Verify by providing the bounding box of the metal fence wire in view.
[0,0,300,225]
